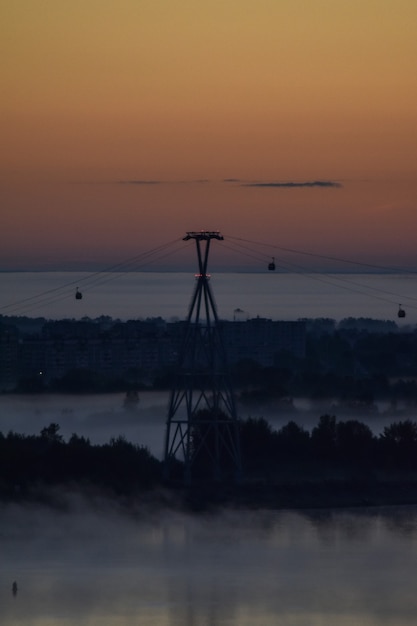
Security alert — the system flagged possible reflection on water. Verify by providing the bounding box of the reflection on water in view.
[1,499,417,625]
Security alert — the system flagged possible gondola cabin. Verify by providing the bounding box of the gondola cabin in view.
[268,257,276,271]
[398,305,406,318]
[75,288,83,300]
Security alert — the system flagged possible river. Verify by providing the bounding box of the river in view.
[1,501,417,625]
[1,391,416,625]
[1,271,416,324]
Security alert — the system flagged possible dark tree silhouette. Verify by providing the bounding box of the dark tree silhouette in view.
[311,415,337,462]
[380,420,417,468]
[276,420,310,462]
[336,420,375,465]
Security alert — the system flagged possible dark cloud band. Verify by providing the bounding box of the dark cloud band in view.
[117,180,161,185]
[241,180,342,188]
[114,179,342,188]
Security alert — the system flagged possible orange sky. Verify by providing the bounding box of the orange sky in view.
[1,0,417,270]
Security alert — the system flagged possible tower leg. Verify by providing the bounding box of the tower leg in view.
[163,232,242,485]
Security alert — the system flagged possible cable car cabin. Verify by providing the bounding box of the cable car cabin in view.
[398,306,406,318]
[75,288,83,300]
[268,257,276,271]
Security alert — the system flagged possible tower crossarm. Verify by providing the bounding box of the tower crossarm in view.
[183,231,224,241]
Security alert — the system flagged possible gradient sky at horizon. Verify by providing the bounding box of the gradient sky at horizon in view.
[1,1,417,270]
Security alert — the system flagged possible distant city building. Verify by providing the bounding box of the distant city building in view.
[0,325,19,391]
[221,318,306,367]
[0,316,306,388]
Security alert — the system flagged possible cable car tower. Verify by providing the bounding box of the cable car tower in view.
[163,231,242,485]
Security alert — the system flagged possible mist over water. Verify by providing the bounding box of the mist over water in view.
[2,497,417,625]
[0,392,406,459]
[0,392,168,456]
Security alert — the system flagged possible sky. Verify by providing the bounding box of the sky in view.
[1,0,417,271]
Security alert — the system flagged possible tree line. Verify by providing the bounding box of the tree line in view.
[240,415,417,475]
[2,416,417,502]
[0,423,161,499]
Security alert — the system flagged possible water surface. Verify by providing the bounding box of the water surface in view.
[1,502,417,625]
[1,272,415,324]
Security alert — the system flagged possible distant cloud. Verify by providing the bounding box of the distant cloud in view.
[242,180,342,188]
[115,179,214,186]
[111,178,341,188]
[117,180,162,185]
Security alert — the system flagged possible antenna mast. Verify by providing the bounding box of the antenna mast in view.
[163,231,242,485]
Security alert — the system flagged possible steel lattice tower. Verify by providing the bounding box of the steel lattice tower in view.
[163,231,242,485]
